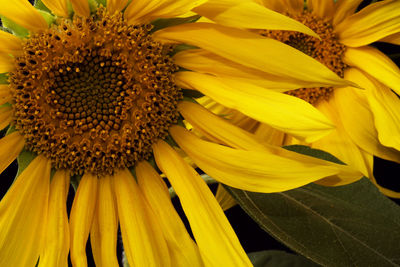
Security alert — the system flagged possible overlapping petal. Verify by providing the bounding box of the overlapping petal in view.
[153,140,252,267]
[0,132,25,174]
[0,106,12,130]
[0,30,22,55]
[308,0,334,20]
[333,0,363,26]
[176,72,334,142]
[336,0,400,47]
[41,0,69,17]
[70,0,90,18]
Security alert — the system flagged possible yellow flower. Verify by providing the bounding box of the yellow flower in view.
[188,0,400,197]
[0,0,362,266]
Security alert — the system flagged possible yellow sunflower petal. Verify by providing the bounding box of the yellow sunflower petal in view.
[0,54,15,73]
[332,0,363,26]
[312,99,371,181]
[379,32,400,45]
[0,30,22,54]
[174,49,336,91]
[41,0,69,17]
[70,172,98,267]
[178,101,266,150]
[339,68,400,159]
[255,0,285,13]
[175,72,334,143]
[39,170,70,267]
[254,123,285,146]
[107,0,129,14]
[153,140,252,266]
[344,46,400,95]
[0,106,13,130]
[136,161,203,267]
[154,23,352,87]
[90,175,119,267]
[193,0,318,37]
[0,0,48,32]
[0,156,51,267]
[307,0,334,20]
[169,126,361,192]
[335,0,400,47]
[70,0,90,18]
[0,132,25,174]
[124,0,206,24]
[90,205,102,267]
[215,184,236,211]
[113,168,171,267]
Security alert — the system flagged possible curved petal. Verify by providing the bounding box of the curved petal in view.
[107,0,129,14]
[340,68,400,157]
[0,156,51,267]
[0,54,15,73]
[154,23,352,88]
[344,46,400,95]
[215,184,236,211]
[0,0,48,32]
[69,172,98,267]
[312,99,371,181]
[175,72,334,143]
[169,126,361,192]
[335,0,400,47]
[124,0,206,24]
[308,0,335,20]
[193,1,318,37]
[70,0,90,18]
[333,0,363,26]
[254,123,285,146]
[113,168,171,267]
[174,49,338,91]
[41,0,69,17]
[0,106,13,130]
[39,170,70,267]
[0,132,25,174]
[379,32,400,45]
[153,140,252,266]
[0,30,22,55]
[136,161,203,267]
[90,175,119,267]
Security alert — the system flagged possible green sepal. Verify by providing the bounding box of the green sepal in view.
[171,44,198,56]
[70,174,82,192]
[16,150,37,177]
[151,15,201,33]
[249,250,319,267]
[94,0,107,7]
[37,10,56,26]
[182,89,204,99]
[1,16,29,37]
[34,0,52,14]
[0,73,9,84]
[89,0,99,13]
[5,125,16,135]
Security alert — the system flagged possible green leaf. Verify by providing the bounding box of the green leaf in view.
[34,0,52,13]
[1,16,29,37]
[226,178,400,266]
[249,250,319,267]
[151,15,201,33]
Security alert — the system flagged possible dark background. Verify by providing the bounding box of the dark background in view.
[1,0,399,266]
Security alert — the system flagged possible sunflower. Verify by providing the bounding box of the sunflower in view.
[0,0,363,266]
[177,0,400,196]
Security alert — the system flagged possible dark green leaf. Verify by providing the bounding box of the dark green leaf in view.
[151,15,200,32]
[249,250,319,267]
[226,178,400,266]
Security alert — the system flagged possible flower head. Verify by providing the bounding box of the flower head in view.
[0,0,362,266]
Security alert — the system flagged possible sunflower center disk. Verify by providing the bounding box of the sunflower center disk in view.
[260,11,348,104]
[10,8,182,175]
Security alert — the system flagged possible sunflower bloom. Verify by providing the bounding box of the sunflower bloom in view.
[187,0,400,196]
[0,0,362,266]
